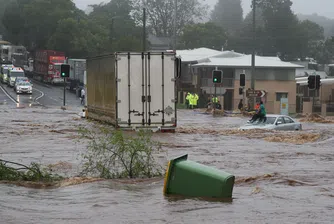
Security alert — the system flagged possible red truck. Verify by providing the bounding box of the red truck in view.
[33,50,66,84]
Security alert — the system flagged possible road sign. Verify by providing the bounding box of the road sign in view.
[246,89,266,98]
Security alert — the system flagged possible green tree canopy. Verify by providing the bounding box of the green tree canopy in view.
[132,0,208,37]
[180,22,228,50]
[211,0,243,34]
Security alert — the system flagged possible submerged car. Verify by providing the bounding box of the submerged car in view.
[239,114,302,131]
[15,81,33,94]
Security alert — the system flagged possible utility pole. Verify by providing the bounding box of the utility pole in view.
[143,0,146,52]
[251,0,256,108]
[173,0,177,51]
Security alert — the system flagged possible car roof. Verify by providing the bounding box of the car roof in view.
[266,114,292,118]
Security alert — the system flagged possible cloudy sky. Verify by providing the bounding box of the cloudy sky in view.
[74,0,334,19]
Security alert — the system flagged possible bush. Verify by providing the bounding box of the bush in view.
[0,159,63,182]
[80,128,164,179]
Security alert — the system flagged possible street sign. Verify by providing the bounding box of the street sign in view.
[246,89,266,98]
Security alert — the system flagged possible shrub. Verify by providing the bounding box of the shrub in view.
[80,127,164,179]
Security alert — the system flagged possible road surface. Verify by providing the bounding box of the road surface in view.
[0,80,82,108]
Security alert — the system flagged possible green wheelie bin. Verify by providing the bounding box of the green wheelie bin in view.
[163,154,235,198]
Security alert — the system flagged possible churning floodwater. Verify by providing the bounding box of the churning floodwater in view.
[0,107,334,224]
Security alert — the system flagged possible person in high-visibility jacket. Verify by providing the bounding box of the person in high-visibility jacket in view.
[189,93,195,109]
[193,93,199,108]
[212,96,218,103]
[185,92,191,109]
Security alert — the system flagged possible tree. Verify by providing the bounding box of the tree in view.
[2,0,77,49]
[211,0,243,34]
[255,0,301,59]
[180,22,228,50]
[296,20,324,59]
[88,0,142,52]
[47,18,109,57]
[0,0,14,39]
[132,0,208,37]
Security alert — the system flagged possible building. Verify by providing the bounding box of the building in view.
[177,48,303,114]
[295,69,334,114]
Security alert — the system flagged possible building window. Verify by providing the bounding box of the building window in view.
[276,92,288,101]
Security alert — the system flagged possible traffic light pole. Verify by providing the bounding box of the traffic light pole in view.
[63,77,66,106]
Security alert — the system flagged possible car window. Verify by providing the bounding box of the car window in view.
[265,117,277,124]
[283,117,294,123]
[276,117,284,124]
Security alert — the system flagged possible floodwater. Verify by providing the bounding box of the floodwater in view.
[1,107,334,224]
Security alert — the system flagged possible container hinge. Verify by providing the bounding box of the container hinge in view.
[142,119,145,125]
[171,78,176,82]
[171,99,177,103]
[147,95,151,102]
[117,118,121,122]
[149,112,159,116]
[117,78,121,82]
[141,96,146,102]
[148,119,151,126]
[116,57,121,61]
[117,100,121,103]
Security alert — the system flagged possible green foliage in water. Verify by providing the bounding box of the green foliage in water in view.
[0,160,63,182]
[80,128,164,179]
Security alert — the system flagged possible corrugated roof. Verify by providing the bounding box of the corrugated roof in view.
[176,48,221,62]
[193,54,304,69]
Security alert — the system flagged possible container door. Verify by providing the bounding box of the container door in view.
[116,53,145,128]
[148,52,176,127]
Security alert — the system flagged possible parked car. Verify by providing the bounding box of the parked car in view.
[239,114,302,131]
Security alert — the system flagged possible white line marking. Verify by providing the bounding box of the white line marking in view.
[0,85,17,103]
[34,88,45,101]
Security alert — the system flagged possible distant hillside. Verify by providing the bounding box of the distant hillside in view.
[297,13,334,38]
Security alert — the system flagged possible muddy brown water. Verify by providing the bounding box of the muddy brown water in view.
[1,108,334,223]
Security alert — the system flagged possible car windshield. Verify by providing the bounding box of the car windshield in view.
[18,82,31,86]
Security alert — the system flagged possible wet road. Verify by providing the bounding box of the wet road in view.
[0,80,82,108]
[0,106,334,223]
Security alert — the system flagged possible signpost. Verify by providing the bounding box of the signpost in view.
[246,89,266,98]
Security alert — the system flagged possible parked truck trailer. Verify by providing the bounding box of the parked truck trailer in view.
[86,52,181,131]
[67,58,86,94]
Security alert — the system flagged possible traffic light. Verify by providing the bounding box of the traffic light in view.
[315,75,321,89]
[239,87,243,95]
[240,73,245,87]
[308,75,315,90]
[61,64,70,78]
[212,70,222,83]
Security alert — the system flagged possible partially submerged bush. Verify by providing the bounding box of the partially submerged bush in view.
[0,159,63,182]
[80,128,164,179]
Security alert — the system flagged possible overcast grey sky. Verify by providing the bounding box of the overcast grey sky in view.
[74,0,334,19]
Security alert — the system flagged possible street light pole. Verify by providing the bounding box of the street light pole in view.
[251,0,256,108]
[173,0,177,51]
[143,0,146,52]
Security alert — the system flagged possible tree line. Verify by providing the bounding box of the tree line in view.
[0,0,333,63]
